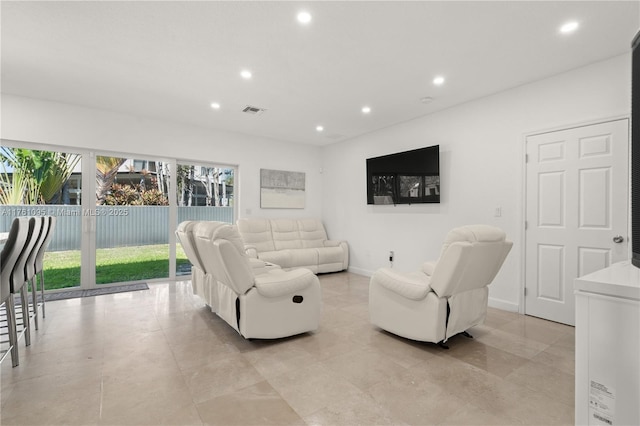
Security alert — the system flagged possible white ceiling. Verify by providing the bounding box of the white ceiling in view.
[1,1,639,146]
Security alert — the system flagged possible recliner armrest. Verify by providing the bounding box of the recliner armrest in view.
[371,268,432,300]
[254,268,317,298]
[244,245,258,258]
[249,258,269,275]
[421,261,436,276]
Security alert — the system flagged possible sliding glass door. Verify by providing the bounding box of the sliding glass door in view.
[94,156,171,285]
[1,141,236,289]
[1,144,83,289]
[175,161,235,277]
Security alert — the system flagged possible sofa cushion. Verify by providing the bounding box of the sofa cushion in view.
[297,219,328,248]
[289,248,318,270]
[237,218,275,253]
[271,219,303,250]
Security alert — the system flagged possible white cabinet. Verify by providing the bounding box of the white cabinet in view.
[574,261,640,425]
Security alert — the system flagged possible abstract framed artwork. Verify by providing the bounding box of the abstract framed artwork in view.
[260,169,306,209]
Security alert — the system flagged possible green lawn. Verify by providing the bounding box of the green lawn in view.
[42,244,190,289]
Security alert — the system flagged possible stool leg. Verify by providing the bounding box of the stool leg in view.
[19,285,30,346]
[6,294,19,367]
[31,278,39,331]
[39,271,46,319]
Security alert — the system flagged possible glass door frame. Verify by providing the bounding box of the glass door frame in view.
[89,150,178,288]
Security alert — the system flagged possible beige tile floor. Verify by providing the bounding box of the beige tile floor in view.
[0,272,575,425]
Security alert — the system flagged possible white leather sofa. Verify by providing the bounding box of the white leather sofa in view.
[369,224,512,347]
[236,218,349,273]
[178,220,321,339]
[177,221,277,302]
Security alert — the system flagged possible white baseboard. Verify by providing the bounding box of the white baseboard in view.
[347,266,374,277]
[488,297,519,313]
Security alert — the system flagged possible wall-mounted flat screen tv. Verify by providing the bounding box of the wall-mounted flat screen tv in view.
[366,145,440,205]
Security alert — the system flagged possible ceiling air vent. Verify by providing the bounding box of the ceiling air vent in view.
[242,105,266,115]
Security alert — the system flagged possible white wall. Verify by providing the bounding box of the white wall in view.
[321,54,632,311]
[0,94,324,219]
[1,54,632,311]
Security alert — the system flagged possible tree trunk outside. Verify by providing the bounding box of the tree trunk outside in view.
[187,166,194,206]
[96,157,127,205]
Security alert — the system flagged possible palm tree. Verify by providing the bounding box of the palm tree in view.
[96,156,126,205]
[0,166,28,205]
[0,147,79,205]
[39,153,80,203]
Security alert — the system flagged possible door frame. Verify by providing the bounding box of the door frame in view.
[89,149,177,288]
[520,115,631,317]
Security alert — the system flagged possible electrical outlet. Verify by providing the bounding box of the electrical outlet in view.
[389,251,394,262]
[494,207,502,217]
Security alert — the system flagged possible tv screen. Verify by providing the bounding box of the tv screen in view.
[632,30,640,268]
[366,145,440,205]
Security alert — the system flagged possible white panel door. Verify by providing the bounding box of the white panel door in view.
[525,119,629,325]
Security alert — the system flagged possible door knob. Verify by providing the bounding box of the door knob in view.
[613,235,624,244]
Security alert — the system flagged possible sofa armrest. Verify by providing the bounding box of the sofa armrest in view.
[324,240,349,269]
[323,239,343,248]
[244,245,258,258]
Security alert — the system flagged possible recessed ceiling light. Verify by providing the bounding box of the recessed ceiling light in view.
[240,69,252,79]
[421,96,434,104]
[433,76,445,86]
[210,102,221,109]
[297,11,312,25]
[362,106,371,114]
[316,125,324,132]
[560,21,579,34]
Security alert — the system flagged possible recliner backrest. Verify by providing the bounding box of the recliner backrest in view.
[176,221,206,271]
[194,221,255,295]
[430,225,512,298]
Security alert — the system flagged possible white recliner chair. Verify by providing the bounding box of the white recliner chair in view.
[369,225,512,347]
[191,221,321,339]
[176,221,212,303]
